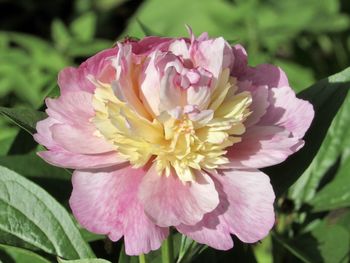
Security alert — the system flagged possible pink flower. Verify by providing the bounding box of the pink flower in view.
[34,30,314,255]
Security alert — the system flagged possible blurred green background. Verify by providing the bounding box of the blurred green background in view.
[0,0,350,262]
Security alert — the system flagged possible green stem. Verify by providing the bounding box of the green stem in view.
[139,254,147,263]
[162,233,174,263]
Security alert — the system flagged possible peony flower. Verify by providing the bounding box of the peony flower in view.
[34,29,314,255]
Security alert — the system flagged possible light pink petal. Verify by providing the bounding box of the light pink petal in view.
[37,150,125,169]
[139,165,219,227]
[176,194,233,250]
[69,166,168,255]
[58,48,116,94]
[227,125,303,169]
[139,52,161,116]
[191,37,234,80]
[50,123,114,154]
[258,86,314,138]
[34,117,60,149]
[243,64,289,88]
[168,39,190,59]
[214,169,275,243]
[241,84,270,127]
[45,91,95,126]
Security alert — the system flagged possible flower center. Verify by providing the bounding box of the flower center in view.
[90,68,252,182]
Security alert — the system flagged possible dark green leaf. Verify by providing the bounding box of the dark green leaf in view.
[311,156,350,212]
[0,166,94,259]
[289,92,350,206]
[58,259,111,263]
[293,221,349,263]
[0,107,46,135]
[0,244,51,263]
[265,67,350,197]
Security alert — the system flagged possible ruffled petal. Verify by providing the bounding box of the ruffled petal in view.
[69,166,168,255]
[178,169,275,247]
[227,125,303,169]
[258,86,314,138]
[139,165,219,227]
[58,48,116,94]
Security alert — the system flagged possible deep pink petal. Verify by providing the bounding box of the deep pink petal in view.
[69,166,168,255]
[258,86,314,138]
[139,165,219,227]
[231,44,248,78]
[227,126,303,169]
[58,48,116,94]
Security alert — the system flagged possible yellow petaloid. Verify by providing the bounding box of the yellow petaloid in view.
[91,69,252,182]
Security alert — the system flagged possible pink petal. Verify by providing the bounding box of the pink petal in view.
[258,86,314,138]
[69,166,168,255]
[191,37,234,80]
[243,64,289,88]
[50,123,114,154]
[139,165,219,227]
[131,36,172,55]
[241,84,270,127]
[227,126,303,169]
[58,48,116,94]
[37,150,125,169]
[214,169,275,243]
[176,195,233,250]
[45,91,95,126]
[231,44,248,78]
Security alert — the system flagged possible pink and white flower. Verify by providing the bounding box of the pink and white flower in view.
[34,29,314,255]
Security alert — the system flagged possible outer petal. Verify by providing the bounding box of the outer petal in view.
[243,64,289,88]
[58,48,116,94]
[227,126,303,169]
[139,165,219,227]
[69,166,169,255]
[258,86,314,138]
[178,169,275,247]
[37,150,125,170]
[50,123,114,154]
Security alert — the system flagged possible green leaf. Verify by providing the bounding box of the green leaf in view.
[58,259,111,263]
[0,244,51,263]
[272,232,313,263]
[136,19,160,36]
[52,19,72,51]
[0,107,46,135]
[311,156,350,212]
[70,12,97,42]
[0,165,94,259]
[289,93,350,206]
[293,221,349,263]
[265,67,350,197]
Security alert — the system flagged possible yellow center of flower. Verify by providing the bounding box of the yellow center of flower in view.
[91,69,252,182]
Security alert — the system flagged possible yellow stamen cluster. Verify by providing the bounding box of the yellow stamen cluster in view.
[91,69,252,182]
